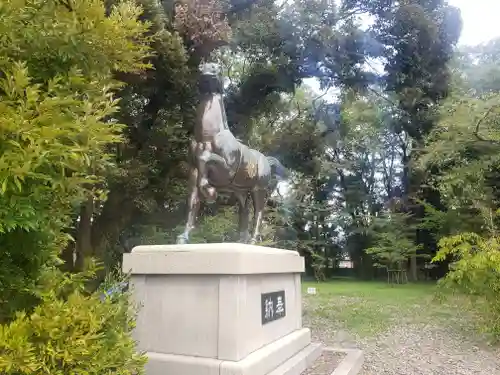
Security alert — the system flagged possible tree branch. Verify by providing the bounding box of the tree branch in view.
[473,104,500,142]
[367,87,399,109]
[312,84,332,113]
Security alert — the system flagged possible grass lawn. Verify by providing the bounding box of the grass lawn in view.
[302,279,467,338]
[301,280,500,375]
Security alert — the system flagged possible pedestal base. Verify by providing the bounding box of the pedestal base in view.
[144,328,321,375]
[123,244,328,375]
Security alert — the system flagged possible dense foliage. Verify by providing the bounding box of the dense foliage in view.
[0,267,145,374]
[0,0,150,372]
[419,38,500,339]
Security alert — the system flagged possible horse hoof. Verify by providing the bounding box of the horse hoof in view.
[200,185,217,203]
[206,187,217,200]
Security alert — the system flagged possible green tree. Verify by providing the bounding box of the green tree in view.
[342,0,462,280]
[366,212,422,284]
[0,4,151,372]
[0,0,151,317]
[419,39,500,234]
[421,38,500,338]
[64,0,194,272]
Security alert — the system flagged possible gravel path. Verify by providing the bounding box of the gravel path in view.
[302,282,500,375]
[307,322,500,375]
[355,324,500,375]
[303,296,500,375]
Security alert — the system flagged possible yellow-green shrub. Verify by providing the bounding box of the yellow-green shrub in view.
[0,0,151,373]
[434,232,500,339]
[0,267,146,374]
[0,0,150,317]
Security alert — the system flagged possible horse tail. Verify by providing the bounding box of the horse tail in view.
[267,156,289,180]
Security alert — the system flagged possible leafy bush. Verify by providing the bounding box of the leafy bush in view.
[0,0,150,317]
[434,232,500,339]
[0,265,146,374]
[0,0,151,373]
[0,62,125,317]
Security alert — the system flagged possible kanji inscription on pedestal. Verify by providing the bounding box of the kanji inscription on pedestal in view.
[261,290,286,325]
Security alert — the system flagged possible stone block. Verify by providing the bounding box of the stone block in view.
[123,243,321,375]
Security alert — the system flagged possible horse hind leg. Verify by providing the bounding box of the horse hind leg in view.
[249,189,267,245]
[235,192,250,243]
[177,168,201,244]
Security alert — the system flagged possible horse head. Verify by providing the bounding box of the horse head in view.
[199,62,224,94]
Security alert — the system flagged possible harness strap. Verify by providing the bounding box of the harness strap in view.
[228,145,243,185]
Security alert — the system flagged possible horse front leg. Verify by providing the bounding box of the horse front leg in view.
[177,167,201,244]
[249,189,267,245]
[235,192,250,243]
[197,143,218,203]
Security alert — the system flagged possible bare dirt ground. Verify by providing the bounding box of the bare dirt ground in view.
[301,351,344,375]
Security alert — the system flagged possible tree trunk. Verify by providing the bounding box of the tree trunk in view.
[401,139,418,281]
[90,189,135,268]
[410,255,418,281]
[60,242,75,272]
[74,198,94,271]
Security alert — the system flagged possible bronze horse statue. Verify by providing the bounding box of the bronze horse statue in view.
[176,62,289,244]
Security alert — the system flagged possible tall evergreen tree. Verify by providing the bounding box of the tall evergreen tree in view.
[342,0,462,279]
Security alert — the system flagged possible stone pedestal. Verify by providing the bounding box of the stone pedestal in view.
[123,243,322,375]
